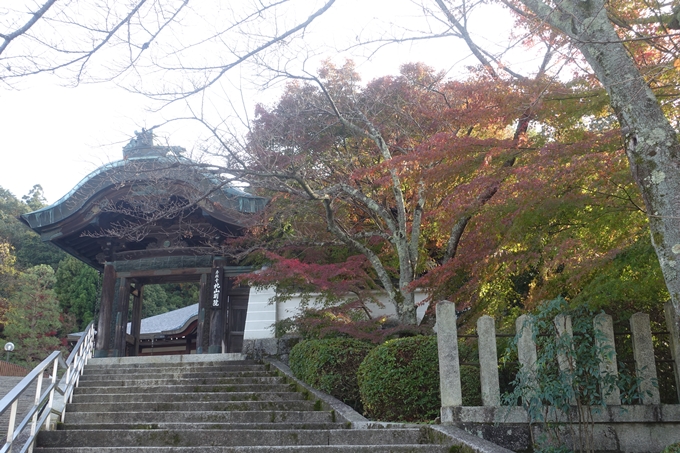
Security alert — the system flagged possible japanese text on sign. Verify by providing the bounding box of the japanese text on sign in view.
[212,268,221,307]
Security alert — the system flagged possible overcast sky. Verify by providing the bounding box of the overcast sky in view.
[0,0,520,204]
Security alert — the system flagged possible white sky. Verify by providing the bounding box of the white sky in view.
[0,0,524,204]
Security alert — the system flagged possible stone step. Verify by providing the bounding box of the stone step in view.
[79,371,273,381]
[65,400,318,413]
[76,376,286,387]
[34,445,451,452]
[73,384,295,395]
[37,428,431,448]
[81,366,267,376]
[57,422,348,431]
[85,354,246,366]
[37,356,459,453]
[71,391,305,404]
[63,410,336,425]
[85,359,267,373]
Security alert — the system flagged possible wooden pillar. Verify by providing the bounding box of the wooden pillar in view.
[208,260,226,354]
[186,335,193,354]
[113,277,131,357]
[131,284,143,356]
[223,277,234,352]
[196,273,210,354]
[95,263,116,358]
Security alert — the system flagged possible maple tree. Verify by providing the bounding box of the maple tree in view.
[237,61,519,323]
[421,0,680,324]
[231,59,655,325]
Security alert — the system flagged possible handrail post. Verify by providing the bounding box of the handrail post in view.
[44,357,59,432]
[63,367,72,404]
[28,372,44,453]
[6,399,18,452]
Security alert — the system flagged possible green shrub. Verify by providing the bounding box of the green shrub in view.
[460,365,482,406]
[661,443,680,453]
[289,338,374,410]
[357,335,440,422]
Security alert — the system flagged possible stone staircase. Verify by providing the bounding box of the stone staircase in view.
[34,355,454,452]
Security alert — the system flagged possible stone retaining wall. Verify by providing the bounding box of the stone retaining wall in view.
[437,300,680,452]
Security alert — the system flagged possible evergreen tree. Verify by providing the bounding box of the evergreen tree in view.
[5,265,62,366]
[0,186,65,269]
[54,256,101,329]
[21,185,47,211]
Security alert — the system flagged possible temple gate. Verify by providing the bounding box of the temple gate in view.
[20,131,266,357]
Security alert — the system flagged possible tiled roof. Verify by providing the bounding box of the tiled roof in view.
[127,303,199,336]
[70,303,200,341]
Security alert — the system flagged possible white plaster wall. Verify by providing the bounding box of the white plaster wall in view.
[243,288,430,340]
[242,286,278,339]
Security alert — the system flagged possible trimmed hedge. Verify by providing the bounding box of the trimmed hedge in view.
[357,335,440,422]
[289,338,374,410]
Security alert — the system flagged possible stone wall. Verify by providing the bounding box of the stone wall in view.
[241,335,301,364]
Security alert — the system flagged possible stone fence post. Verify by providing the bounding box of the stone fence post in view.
[477,315,500,406]
[516,314,538,403]
[630,312,660,405]
[436,301,462,407]
[593,313,621,405]
[665,302,680,403]
[554,314,575,405]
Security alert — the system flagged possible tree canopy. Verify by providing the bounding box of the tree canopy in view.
[4,0,680,329]
[231,59,665,326]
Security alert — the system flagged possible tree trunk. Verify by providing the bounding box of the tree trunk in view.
[397,286,418,325]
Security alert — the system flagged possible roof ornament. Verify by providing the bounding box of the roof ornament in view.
[123,129,160,159]
[123,129,186,159]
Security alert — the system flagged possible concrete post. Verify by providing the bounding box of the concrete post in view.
[630,312,660,404]
[516,314,538,401]
[664,302,680,403]
[593,313,621,405]
[436,301,462,407]
[477,315,500,406]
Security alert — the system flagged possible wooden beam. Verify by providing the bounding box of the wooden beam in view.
[116,267,213,279]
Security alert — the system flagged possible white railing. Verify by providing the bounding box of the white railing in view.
[0,322,95,453]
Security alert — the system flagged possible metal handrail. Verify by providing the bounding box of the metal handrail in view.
[58,322,96,417]
[0,321,95,453]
